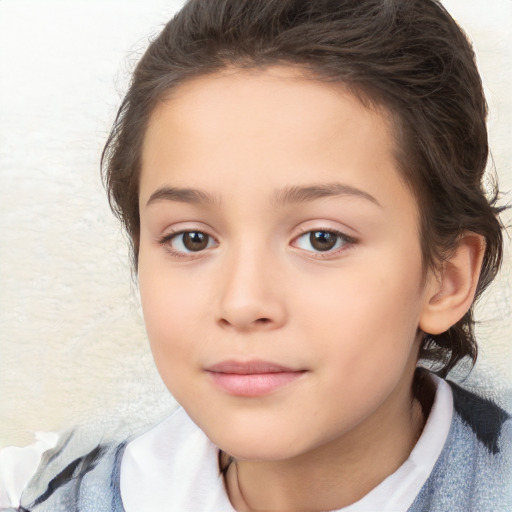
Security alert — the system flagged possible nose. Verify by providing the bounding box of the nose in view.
[215,246,287,332]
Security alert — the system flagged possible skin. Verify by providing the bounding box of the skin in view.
[137,66,441,511]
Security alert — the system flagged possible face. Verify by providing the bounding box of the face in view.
[138,66,433,461]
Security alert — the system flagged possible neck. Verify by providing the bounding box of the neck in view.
[225,373,428,512]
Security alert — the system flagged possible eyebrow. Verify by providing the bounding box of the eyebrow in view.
[145,182,381,208]
[146,186,217,207]
[272,183,381,207]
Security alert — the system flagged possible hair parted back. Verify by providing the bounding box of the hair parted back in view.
[102,0,504,376]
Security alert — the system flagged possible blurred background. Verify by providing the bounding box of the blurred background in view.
[1,0,511,448]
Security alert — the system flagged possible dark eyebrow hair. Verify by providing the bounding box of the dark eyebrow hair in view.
[273,183,381,207]
[145,183,380,208]
[146,186,217,207]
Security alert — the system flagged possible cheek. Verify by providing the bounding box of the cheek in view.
[137,260,204,377]
[138,281,208,408]
[292,253,424,370]
[138,243,209,332]
[293,271,423,424]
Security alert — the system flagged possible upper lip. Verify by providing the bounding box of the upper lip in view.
[205,360,301,374]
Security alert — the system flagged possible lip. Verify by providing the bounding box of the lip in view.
[205,359,306,397]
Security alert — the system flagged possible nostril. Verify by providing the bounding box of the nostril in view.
[218,316,272,328]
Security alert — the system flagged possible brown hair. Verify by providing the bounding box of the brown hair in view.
[102,0,505,376]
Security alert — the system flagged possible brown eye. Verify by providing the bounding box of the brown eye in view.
[182,232,210,251]
[164,231,216,254]
[309,231,338,251]
[294,229,352,254]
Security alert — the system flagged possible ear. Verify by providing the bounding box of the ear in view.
[419,232,485,335]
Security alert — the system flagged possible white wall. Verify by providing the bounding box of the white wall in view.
[1,0,511,448]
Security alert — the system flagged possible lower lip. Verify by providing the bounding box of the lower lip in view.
[207,371,305,397]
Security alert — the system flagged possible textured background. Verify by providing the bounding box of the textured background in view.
[1,0,511,448]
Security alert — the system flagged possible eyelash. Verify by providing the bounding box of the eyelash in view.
[158,229,217,259]
[292,228,358,258]
[158,228,358,259]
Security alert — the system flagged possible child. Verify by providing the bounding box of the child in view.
[1,0,510,510]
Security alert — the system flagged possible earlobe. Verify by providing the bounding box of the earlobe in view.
[419,233,485,335]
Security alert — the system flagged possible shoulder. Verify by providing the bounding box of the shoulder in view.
[409,379,511,512]
[448,380,511,455]
[1,429,127,512]
[120,407,229,511]
[0,407,218,512]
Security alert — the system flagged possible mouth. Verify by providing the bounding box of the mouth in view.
[205,359,307,397]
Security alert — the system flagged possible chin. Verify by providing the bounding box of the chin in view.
[211,429,307,462]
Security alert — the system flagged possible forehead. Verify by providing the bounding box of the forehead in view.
[139,66,416,220]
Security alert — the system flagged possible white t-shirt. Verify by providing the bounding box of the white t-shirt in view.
[0,376,453,511]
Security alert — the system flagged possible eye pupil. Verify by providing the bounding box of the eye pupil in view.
[183,232,209,251]
[310,231,337,251]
